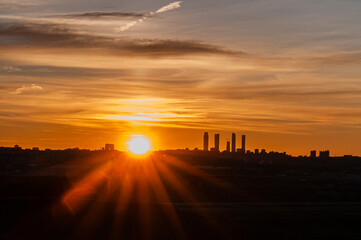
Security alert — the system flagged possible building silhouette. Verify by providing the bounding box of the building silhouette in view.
[232,133,236,152]
[14,145,21,150]
[226,140,230,152]
[203,132,209,151]
[105,144,114,151]
[242,135,246,153]
[310,150,316,158]
[214,134,220,152]
[319,150,330,158]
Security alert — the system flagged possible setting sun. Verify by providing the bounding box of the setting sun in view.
[127,136,151,155]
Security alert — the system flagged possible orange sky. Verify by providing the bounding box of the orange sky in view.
[1,0,361,156]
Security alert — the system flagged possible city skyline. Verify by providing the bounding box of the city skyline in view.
[1,131,340,158]
[0,129,351,156]
[0,143,335,159]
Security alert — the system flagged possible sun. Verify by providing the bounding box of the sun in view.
[127,136,151,155]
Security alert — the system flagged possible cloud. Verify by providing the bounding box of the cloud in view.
[309,52,361,65]
[1,66,21,72]
[119,39,239,56]
[14,84,43,94]
[53,12,147,19]
[0,22,82,43]
[0,22,240,56]
[0,2,32,8]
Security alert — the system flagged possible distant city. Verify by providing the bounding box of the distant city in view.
[2,132,358,159]
[202,132,333,158]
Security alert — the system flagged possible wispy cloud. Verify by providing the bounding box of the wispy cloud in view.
[1,66,21,72]
[55,12,147,19]
[0,2,33,8]
[14,84,43,94]
[309,52,361,66]
[0,22,239,56]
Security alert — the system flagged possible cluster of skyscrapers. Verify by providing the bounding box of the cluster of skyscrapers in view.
[311,150,330,158]
[203,132,246,153]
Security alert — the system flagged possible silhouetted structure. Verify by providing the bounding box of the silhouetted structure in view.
[255,149,259,154]
[203,132,209,151]
[214,134,220,152]
[226,141,230,152]
[310,150,316,158]
[105,144,114,151]
[320,150,330,158]
[242,135,246,152]
[232,133,236,152]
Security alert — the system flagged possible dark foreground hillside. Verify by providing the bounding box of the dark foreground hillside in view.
[1,148,361,240]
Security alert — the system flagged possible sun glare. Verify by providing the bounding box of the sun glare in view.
[127,136,151,155]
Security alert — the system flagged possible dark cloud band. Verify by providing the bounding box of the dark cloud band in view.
[0,22,241,56]
[53,12,147,19]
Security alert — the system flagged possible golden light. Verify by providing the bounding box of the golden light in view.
[127,136,151,155]
[60,146,230,239]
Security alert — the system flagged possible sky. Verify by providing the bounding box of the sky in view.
[0,0,361,155]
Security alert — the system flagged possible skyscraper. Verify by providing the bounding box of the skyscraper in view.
[232,133,236,152]
[203,132,209,151]
[214,134,220,152]
[319,150,330,158]
[226,141,230,152]
[310,150,316,158]
[105,144,114,151]
[242,135,246,151]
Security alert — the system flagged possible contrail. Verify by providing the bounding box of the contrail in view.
[115,1,182,32]
[155,1,183,14]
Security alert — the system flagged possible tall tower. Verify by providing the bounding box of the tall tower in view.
[105,144,114,151]
[226,141,230,152]
[232,133,236,152]
[203,132,209,151]
[310,150,316,158]
[242,135,246,152]
[214,134,220,152]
